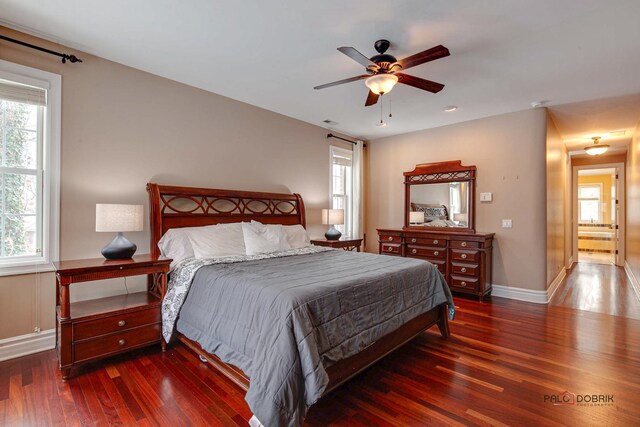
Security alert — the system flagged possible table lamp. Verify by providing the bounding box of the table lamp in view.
[409,211,424,225]
[453,212,468,226]
[322,208,344,240]
[96,204,143,259]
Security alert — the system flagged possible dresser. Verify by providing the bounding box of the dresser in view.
[377,229,494,300]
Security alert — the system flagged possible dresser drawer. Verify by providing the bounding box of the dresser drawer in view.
[74,323,161,363]
[407,246,445,259]
[73,306,161,341]
[405,236,446,247]
[380,235,401,243]
[451,263,479,277]
[450,240,480,249]
[450,275,479,292]
[451,249,480,263]
[380,243,401,255]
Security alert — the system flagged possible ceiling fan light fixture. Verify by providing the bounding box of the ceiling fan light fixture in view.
[584,136,609,156]
[365,74,398,95]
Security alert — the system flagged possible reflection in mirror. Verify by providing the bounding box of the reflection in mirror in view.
[409,182,469,228]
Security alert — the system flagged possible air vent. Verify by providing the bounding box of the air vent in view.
[323,119,339,126]
[609,130,626,137]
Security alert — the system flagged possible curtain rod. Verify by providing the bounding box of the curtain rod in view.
[327,133,363,145]
[0,34,83,64]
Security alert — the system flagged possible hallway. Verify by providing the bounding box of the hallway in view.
[549,262,640,320]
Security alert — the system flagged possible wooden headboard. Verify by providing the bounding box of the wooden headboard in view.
[146,183,306,258]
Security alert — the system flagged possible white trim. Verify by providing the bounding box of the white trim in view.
[624,261,640,302]
[0,328,55,362]
[0,60,61,275]
[491,268,565,304]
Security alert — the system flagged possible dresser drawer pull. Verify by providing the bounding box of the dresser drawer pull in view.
[433,239,439,245]
[388,236,393,241]
[461,242,467,247]
[411,238,417,243]
[118,320,126,327]
[460,281,467,287]
[118,339,126,346]
[411,249,417,254]
[461,267,467,273]
[461,254,467,259]
[119,266,124,270]
[434,251,439,256]
[387,246,394,252]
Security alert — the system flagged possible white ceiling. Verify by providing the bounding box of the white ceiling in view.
[2,0,640,140]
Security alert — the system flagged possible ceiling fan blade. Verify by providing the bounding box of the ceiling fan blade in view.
[338,47,379,70]
[396,73,445,93]
[396,45,450,70]
[314,75,369,90]
[365,90,379,106]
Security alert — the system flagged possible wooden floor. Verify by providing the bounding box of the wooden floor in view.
[2,296,640,426]
[550,262,640,320]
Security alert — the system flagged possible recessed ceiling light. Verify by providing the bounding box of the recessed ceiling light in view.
[444,106,458,112]
[376,121,387,127]
[322,119,338,126]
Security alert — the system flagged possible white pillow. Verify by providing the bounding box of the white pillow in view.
[282,224,311,249]
[187,223,246,259]
[243,222,291,255]
[158,228,195,270]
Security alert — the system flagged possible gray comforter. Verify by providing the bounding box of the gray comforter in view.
[174,249,454,427]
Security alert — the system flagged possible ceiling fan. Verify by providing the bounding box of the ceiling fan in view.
[314,39,450,107]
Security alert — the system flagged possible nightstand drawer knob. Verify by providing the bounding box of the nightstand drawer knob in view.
[388,236,393,241]
[433,240,439,245]
[387,246,393,252]
[461,242,467,247]
[411,238,417,243]
[118,339,126,346]
[411,249,417,254]
[461,281,467,287]
[434,251,439,256]
[118,320,126,327]
[461,267,467,273]
[119,266,124,270]
[461,254,467,259]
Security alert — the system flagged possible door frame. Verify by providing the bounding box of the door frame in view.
[572,162,625,266]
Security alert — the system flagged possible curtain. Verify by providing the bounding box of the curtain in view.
[352,141,364,239]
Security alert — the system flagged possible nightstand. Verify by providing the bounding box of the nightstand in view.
[54,254,171,381]
[310,238,363,252]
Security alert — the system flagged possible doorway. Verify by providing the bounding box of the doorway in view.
[573,164,624,266]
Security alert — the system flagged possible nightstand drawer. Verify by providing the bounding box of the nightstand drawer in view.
[380,235,401,243]
[73,306,160,341]
[74,323,161,363]
[407,246,445,259]
[380,243,401,255]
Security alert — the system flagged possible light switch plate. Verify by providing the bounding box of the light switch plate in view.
[480,192,493,202]
[502,219,513,228]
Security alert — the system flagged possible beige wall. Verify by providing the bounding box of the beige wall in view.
[0,27,351,340]
[627,121,640,284]
[365,108,548,290]
[546,114,566,285]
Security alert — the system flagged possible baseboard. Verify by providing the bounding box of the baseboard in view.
[0,329,55,362]
[624,261,640,302]
[566,256,574,270]
[492,268,566,304]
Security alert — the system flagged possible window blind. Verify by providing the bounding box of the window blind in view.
[0,79,46,106]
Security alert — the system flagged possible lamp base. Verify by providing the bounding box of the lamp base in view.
[102,232,137,260]
[324,225,342,241]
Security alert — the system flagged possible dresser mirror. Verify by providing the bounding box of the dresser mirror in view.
[404,161,476,232]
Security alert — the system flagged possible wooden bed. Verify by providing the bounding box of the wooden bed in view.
[147,182,450,395]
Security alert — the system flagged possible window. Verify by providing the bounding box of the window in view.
[0,61,60,275]
[578,184,602,224]
[330,146,353,237]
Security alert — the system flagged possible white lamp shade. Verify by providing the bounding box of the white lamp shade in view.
[453,213,468,222]
[322,209,344,225]
[96,204,143,232]
[409,212,424,224]
[365,74,398,95]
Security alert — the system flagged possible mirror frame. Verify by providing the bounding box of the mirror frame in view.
[404,160,476,232]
